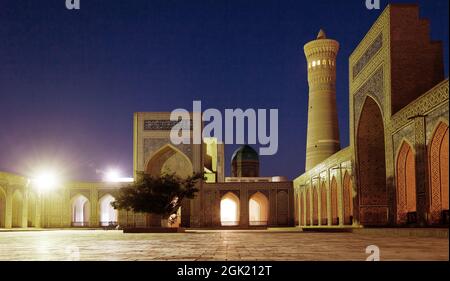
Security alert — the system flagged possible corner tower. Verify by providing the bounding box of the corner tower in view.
[304,29,341,171]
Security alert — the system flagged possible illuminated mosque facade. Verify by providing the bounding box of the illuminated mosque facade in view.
[0,4,448,230]
[294,4,448,227]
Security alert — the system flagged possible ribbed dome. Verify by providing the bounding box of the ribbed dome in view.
[231,145,259,162]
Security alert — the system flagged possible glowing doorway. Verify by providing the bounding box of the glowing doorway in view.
[220,192,240,226]
[99,194,118,227]
[249,192,269,226]
[71,194,90,227]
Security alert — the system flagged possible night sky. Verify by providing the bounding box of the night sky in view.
[0,0,448,181]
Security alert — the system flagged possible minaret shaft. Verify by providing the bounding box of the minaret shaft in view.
[304,30,340,171]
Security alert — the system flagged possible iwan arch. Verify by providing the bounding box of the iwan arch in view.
[0,4,448,230]
[131,114,293,228]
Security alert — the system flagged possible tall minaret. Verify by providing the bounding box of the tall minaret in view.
[304,29,340,171]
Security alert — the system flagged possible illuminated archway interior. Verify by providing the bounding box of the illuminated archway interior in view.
[99,194,118,226]
[220,192,240,226]
[71,194,90,226]
[249,192,269,226]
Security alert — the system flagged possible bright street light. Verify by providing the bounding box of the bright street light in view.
[31,170,60,192]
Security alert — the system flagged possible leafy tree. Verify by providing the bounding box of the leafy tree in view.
[111,172,203,225]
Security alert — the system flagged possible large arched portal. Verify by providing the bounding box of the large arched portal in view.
[220,192,240,226]
[343,172,354,225]
[99,194,118,227]
[71,194,90,227]
[429,122,449,225]
[249,192,269,226]
[357,97,388,225]
[396,141,417,224]
[0,188,6,228]
[146,145,193,178]
[146,145,193,227]
[12,190,23,228]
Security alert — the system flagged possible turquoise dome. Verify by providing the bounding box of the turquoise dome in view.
[231,145,259,162]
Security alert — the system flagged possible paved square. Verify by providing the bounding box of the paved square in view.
[0,230,447,261]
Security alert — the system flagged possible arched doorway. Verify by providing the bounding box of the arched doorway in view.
[146,145,193,227]
[396,141,417,224]
[321,182,328,225]
[12,190,23,228]
[429,122,449,224]
[220,192,240,226]
[306,188,311,226]
[146,144,193,178]
[312,186,318,225]
[99,194,118,227]
[343,172,354,225]
[0,188,6,228]
[71,194,90,227]
[331,177,338,225]
[28,192,38,227]
[249,192,269,226]
[357,96,388,225]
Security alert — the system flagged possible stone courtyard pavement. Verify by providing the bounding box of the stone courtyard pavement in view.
[0,229,448,261]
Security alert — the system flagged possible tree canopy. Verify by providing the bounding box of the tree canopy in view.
[111,172,203,221]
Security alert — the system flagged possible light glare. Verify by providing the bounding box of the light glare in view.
[32,170,59,191]
[104,169,120,182]
[103,169,133,182]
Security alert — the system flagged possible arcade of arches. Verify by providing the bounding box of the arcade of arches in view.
[295,120,449,228]
[0,184,123,229]
[0,136,294,229]
[219,191,271,227]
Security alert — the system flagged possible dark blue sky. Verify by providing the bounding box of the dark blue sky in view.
[0,0,448,181]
